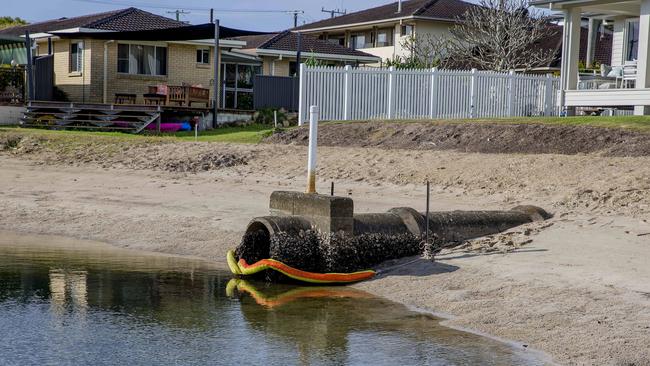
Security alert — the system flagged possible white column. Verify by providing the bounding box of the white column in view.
[612,17,626,67]
[560,7,581,115]
[635,0,650,115]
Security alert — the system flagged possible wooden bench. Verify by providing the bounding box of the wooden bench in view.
[167,85,210,107]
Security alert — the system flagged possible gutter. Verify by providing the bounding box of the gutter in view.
[294,15,462,34]
[170,39,246,48]
[255,48,380,63]
[294,16,416,33]
[529,0,593,8]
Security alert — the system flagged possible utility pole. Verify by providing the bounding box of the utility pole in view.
[167,9,190,21]
[321,7,346,18]
[213,20,220,128]
[290,10,304,28]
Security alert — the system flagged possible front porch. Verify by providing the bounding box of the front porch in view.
[534,0,650,115]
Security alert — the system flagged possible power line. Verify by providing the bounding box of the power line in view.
[73,0,301,14]
[74,0,305,27]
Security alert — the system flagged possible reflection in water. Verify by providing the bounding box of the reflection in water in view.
[49,269,88,317]
[0,235,544,366]
[227,278,373,308]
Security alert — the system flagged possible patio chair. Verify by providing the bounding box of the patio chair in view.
[143,85,168,105]
[620,61,637,88]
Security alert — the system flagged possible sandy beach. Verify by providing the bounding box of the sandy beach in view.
[1,132,650,365]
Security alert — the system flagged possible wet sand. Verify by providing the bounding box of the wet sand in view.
[1,140,650,365]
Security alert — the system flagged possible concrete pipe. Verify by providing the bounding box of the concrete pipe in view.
[234,198,550,276]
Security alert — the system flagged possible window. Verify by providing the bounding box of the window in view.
[376,28,393,47]
[70,41,83,73]
[351,34,365,50]
[350,31,374,49]
[196,48,210,64]
[225,63,237,88]
[627,20,639,61]
[401,24,414,37]
[327,35,345,46]
[117,43,167,76]
[236,64,258,88]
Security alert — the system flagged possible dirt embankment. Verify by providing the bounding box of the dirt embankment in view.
[266,121,650,156]
[0,133,248,173]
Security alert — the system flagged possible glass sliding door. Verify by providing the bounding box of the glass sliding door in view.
[220,62,261,110]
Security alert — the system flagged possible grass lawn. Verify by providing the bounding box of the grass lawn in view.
[171,124,275,143]
[0,124,276,144]
[321,115,650,132]
[3,115,650,145]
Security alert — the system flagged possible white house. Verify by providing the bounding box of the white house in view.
[293,0,475,65]
[533,0,650,115]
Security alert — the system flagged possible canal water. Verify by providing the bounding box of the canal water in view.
[0,233,545,366]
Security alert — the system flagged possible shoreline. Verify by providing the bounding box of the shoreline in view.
[0,228,556,365]
[2,134,650,365]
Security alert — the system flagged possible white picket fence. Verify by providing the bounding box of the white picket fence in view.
[298,65,561,124]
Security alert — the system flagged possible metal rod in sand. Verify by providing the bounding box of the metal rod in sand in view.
[426,181,430,244]
[306,105,319,194]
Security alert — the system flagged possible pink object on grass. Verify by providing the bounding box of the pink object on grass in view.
[145,123,183,132]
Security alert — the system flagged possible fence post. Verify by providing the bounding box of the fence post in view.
[387,66,395,119]
[469,68,477,118]
[545,73,554,116]
[298,63,305,126]
[343,65,352,120]
[507,70,515,117]
[429,67,438,119]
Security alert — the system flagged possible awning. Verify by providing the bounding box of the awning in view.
[0,35,26,65]
[50,23,266,41]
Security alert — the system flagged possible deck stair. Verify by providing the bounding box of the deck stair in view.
[22,101,161,133]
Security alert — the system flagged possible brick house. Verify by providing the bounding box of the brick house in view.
[229,31,380,77]
[0,8,250,107]
[1,8,379,110]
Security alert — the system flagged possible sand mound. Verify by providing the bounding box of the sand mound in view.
[266,121,650,156]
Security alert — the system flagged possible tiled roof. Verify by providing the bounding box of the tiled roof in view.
[231,31,379,59]
[230,33,277,50]
[0,8,186,36]
[579,29,613,66]
[415,0,476,19]
[293,0,474,31]
[542,25,613,68]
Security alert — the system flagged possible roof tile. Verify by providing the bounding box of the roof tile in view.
[230,31,379,59]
